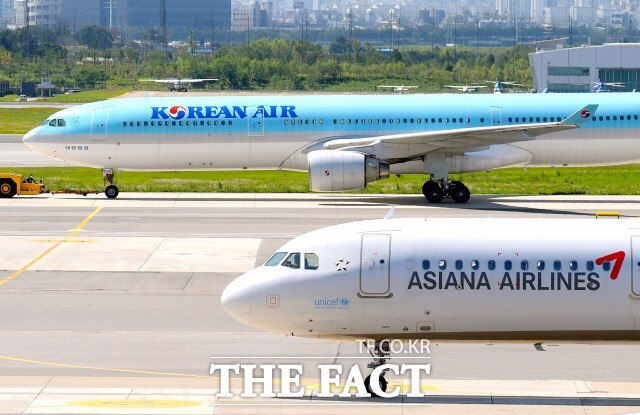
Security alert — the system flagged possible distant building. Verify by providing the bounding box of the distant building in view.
[0,0,14,25]
[127,0,230,32]
[231,8,252,31]
[59,0,122,30]
[25,0,60,28]
[529,43,640,93]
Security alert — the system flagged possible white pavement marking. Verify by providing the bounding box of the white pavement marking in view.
[0,237,261,273]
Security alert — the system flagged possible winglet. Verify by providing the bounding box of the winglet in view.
[561,104,599,126]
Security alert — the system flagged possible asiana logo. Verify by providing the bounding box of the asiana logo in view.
[314,297,350,309]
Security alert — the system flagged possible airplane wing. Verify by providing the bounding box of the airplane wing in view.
[140,79,179,84]
[443,85,464,89]
[181,78,218,83]
[322,104,598,158]
[139,78,217,84]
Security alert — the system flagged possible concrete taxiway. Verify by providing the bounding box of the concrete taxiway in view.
[0,135,69,167]
[2,193,640,414]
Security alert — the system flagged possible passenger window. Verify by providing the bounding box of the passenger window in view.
[504,260,512,270]
[49,119,57,127]
[422,260,430,270]
[488,260,495,270]
[265,252,287,266]
[521,260,528,271]
[602,261,611,271]
[569,260,578,271]
[537,260,545,270]
[282,253,301,269]
[554,260,561,271]
[304,253,319,270]
[438,260,446,270]
[455,260,463,270]
[586,261,594,271]
[471,260,479,270]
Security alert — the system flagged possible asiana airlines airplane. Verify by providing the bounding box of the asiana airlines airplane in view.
[221,217,640,394]
[19,92,640,202]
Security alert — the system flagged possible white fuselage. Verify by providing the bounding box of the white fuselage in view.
[22,93,640,175]
[222,218,640,341]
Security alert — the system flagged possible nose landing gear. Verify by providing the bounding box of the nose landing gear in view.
[102,169,119,199]
[364,341,390,397]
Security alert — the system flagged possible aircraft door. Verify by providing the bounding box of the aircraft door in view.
[248,107,265,136]
[490,107,502,126]
[90,110,108,138]
[632,236,640,296]
[359,234,391,297]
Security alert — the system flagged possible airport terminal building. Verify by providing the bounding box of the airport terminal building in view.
[529,43,640,93]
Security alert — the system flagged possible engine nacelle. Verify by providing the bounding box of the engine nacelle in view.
[308,150,390,192]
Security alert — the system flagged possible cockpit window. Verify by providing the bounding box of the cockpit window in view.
[265,252,287,266]
[57,119,66,127]
[42,119,51,126]
[281,252,300,269]
[49,119,57,127]
[304,253,319,270]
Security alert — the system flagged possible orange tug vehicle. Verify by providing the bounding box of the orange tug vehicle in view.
[0,173,45,198]
[0,173,96,198]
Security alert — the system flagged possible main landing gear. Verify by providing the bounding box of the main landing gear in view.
[102,169,119,199]
[364,341,390,397]
[422,179,470,204]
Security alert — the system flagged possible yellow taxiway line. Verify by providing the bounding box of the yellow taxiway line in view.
[0,206,103,288]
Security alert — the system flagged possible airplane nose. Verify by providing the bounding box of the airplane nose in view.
[221,274,253,324]
[23,128,38,148]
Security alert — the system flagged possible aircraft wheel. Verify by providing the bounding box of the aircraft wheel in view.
[450,181,471,203]
[364,374,388,397]
[0,179,17,198]
[105,185,119,199]
[422,181,443,203]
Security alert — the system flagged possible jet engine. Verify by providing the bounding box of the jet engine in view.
[308,150,390,192]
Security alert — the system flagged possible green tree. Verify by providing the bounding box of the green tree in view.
[75,25,113,50]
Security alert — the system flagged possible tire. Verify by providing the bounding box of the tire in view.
[364,374,388,397]
[0,179,17,198]
[450,182,471,203]
[422,181,443,203]
[105,185,119,199]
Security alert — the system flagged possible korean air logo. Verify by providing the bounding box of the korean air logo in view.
[581,110,591,118]
[168,105,187,120]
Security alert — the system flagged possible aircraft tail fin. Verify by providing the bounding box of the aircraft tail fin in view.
[561,104,599,126]
[384,207,395,220]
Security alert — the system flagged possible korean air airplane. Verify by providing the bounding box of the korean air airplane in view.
[20,92,640,201]
[221,217,640,393]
